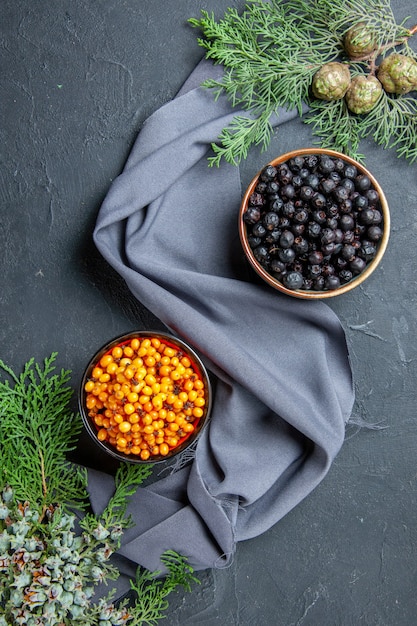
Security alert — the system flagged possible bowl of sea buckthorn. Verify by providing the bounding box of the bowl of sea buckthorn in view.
[79,331,212,463]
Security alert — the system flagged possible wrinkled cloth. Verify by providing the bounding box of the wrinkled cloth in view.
[90,58,354,578]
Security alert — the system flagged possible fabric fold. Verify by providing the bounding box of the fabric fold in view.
[89,58,354,580]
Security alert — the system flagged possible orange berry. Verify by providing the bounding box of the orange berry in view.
[100,354,114,368]
[159,443,170,456]
[112,346,123,359]
[97,428,108,441]
[130,338,140,351]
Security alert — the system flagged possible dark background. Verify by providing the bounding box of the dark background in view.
[2,1,417,624]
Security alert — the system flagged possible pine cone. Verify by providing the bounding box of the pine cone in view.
[345,75,383,114]
[312,62,351,101]
[377,53,417,94]
[344,22,377,60]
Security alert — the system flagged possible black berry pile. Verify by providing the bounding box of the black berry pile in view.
[243,153,384,292]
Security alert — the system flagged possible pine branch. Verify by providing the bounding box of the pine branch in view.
[98,462,154,530]
[0,354,88,515]
[0,356,198,625]
[127,551,199,625]
[189,0,417,166]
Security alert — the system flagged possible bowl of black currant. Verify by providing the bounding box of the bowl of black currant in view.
[239,148,390,299]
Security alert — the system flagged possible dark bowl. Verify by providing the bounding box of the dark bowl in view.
[79,331,212,464]
[239,148,390,299]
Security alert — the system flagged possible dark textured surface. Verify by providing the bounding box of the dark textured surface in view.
[1,1,417,624]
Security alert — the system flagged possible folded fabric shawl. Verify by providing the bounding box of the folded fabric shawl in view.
[90,59,355,579]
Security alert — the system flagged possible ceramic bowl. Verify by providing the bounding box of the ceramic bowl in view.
[239,148,390,299]
[79,331,212,464]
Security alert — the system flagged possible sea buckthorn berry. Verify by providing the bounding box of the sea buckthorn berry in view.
[159,443,169,456]
[100,354,114,368]
[152,395,163,410]
[97,428,108,441]
[86,397,96,410]
[92,367,103,379]
[85,336,207,459]
[124,367,134,380]
[141,414,153,426]
[183,379,194,392]
[145,373,156,386]
[176,365,186,376]
[165,411,176,423]
[159,365,171,377]
[129,413,140,424]
[130,338,140,351]
[85,380,95,393]
[112,346,123,359]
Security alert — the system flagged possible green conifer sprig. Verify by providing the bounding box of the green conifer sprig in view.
[0,354,198,625]
[0,353,87,515]
[189,0,417,166]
